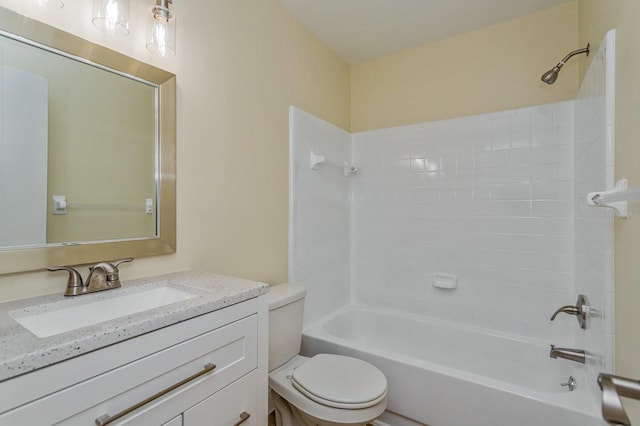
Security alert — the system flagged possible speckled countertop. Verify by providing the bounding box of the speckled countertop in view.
[0,270,269,382]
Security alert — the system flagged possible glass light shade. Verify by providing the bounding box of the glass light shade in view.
[34,0,64,8]
[146,5,176,57]
[92,0,130,36]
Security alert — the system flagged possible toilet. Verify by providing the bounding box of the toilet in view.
[268,283,388,426]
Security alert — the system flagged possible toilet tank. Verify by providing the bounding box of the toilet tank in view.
[268,283,306,371]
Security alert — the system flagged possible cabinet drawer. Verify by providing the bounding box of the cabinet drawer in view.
[184,371,258,426]
[2,314,257,425]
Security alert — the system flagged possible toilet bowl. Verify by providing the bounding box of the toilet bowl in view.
[270,355,387,426]
[268,283,387,426]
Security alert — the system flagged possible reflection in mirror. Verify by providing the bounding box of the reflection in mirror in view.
[0,33,157,247]
[0,6,176,274]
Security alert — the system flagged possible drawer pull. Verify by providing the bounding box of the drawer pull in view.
[233,411,251,426]
[95,363,216,426]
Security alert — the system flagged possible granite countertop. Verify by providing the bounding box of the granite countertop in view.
[0,270,269,382]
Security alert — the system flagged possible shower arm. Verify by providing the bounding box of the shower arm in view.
[554,44,590,69]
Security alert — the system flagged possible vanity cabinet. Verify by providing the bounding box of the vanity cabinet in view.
[162,416,183,426]
[0,296,268,426]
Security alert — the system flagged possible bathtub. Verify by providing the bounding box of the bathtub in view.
[301,307,603,426]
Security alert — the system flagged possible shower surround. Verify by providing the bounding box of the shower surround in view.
[292,101,585,339]
[350,102,576,341]
[289,31,615,425]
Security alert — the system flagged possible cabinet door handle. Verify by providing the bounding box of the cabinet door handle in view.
[233,411,251,426]
[95,363,216,426]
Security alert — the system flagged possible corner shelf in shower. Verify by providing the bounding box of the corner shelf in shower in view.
[310,151,357,176]
[586,179,640,218]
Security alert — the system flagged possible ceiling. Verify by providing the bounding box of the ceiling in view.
[275,0,574,64]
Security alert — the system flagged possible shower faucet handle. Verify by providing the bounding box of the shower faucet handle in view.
[550,294,590,329]
[550,305,580,318]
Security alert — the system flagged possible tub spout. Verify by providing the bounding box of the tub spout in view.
[549,345,585,364]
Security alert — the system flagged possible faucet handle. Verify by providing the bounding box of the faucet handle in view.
[550,305,580,320]
[550,294,589,329]
[109,258,133,282]
[47,265,84,296]
[112,258,134,269]
[88,258,133,273]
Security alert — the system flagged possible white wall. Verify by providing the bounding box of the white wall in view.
[291,101,581,341]
[291,99,608,343]
[351,102,577,341]
[289,107,351,326]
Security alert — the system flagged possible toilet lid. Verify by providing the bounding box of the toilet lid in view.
[291,354,387,410]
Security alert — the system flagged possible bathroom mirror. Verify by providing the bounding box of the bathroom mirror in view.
[0,7,176,274]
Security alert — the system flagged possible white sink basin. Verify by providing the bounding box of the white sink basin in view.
[11,286,197,338]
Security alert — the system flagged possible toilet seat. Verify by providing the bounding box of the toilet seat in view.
[269,355,388,425]
[291,354,387,409]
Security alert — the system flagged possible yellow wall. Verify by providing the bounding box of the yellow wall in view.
[351,3,579,132]
[170,0,350,287]
[578,0,640,420]
[0,0,350,300]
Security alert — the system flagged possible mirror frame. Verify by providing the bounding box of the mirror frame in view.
[0,7,176,274]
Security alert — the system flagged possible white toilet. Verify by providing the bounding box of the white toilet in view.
[268,283,388,426]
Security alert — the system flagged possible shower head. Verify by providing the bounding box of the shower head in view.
[541,43,590,85]
[541,66,561,84]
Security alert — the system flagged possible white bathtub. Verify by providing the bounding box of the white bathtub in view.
[301,307,604,426]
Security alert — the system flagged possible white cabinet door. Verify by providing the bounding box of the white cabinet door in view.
[162,414,183,426]
[183,371,258,426]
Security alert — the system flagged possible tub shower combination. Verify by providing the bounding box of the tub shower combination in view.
[290,36,618,426]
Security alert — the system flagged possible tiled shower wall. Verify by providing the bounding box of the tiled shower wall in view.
[351,102,577,341]
[291,38,613,349]
[289,107,351,327]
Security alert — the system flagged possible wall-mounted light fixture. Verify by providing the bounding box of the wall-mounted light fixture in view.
[92,0,130,36]
[146,0,176,57]
[33,0,64,9]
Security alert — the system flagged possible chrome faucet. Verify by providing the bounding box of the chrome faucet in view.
[47,258,133,296]
[550,294,590,329]
[549,345,586,364]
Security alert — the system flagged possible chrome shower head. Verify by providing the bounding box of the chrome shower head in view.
[541,43,590,85]
[541,66,561,84]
